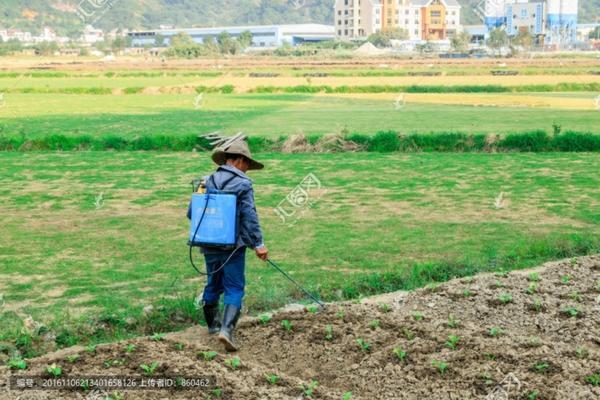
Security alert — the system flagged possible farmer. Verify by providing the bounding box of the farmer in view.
[188,139,268,352]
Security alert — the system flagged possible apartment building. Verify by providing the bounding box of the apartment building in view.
[334,0,461,41]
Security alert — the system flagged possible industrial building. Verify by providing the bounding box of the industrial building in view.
[334,0,462,41]
[128,24,335,48]
[482,0,579,46]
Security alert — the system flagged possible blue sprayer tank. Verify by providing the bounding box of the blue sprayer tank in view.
[189,192,237,247]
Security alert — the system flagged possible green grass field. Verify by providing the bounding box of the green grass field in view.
[1,151,599,353]
[2,92,599,137]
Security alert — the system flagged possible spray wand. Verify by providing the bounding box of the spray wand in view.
[264,258,325,309]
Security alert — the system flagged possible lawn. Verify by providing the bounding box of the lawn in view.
[1,92,599,137]
[0,151,598,352]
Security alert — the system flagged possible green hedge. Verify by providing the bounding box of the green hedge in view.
[250,82,600,94]
[0,131,598,152]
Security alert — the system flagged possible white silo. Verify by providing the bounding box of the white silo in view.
[484,0,509,29]
[546,0,579,46]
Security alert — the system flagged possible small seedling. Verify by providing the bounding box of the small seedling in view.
[447,314,460,328]
[528,272,540,282]
[488,327,504,337]
[306,305,318,314]
[528,390,540,400]
[596,278,600,291]
[532,298,543,312]
[301,379,318,398]
[463,289,474,297]
[378,303,391,313]
[104,359,125,368]
[570,257,577,267]
[174,342,185,350]
[356,338,371,352]
[497,294,513,304]
[258,314,272,325]
[463,276,474,283]
[492,280,504,288]
[495,271,509,278]
[342,392,353,400]
[569,291,582,302]
[281,320,293,331]
[46,363,62,377]
[265,373,279,385]
[7,358,27,370]
[140,361,159,376]
[392,347,407,362]
[110,392,125,400]
[336,310,345,319]
[446,335,460,350]
[431,359,448,375]
[325,325,333,341]
[585,372,600,386]
[575,347,588,358]
[485,353,497,361]
[480,372,493,385]
[402,327,415,341]
[561,274,570,284]
[412,311,424,321]
[368,319,380,330]
[150,333,165,341]
[224,357,241,370]
[561,306,581,318]
[526,282,537,294]
[66,354,80,363]
[199,351,218,361]
[533,362,549,373]
[528,336,541,348]
[212,388,223,397]
[85,344,97,353]
[125,344,136,353]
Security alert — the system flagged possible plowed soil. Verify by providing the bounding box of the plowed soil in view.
[2,256,599,400]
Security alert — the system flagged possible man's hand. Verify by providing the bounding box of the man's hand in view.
[255,245,268,261]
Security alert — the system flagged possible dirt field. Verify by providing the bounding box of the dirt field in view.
[1,255,599,400]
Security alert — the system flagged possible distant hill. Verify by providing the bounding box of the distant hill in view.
[1,0,598,37]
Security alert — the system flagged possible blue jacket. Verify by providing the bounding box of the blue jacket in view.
[187,165,264,254]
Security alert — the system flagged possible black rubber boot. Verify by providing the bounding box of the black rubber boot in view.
[203,303,221,335]
[218,304,241,352]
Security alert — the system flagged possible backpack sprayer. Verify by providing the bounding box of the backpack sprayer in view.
[188,142,324,308]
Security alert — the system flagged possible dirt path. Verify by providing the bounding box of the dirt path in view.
[1,256,599,400]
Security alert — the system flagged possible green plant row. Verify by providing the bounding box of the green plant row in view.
[1,131,598,152]
[251,82,600,94]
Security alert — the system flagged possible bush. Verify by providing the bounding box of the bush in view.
[551,131,600,152]
[500,130,551,152]
[369,131,400,152]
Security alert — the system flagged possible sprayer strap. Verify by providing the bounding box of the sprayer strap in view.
[209,171,237,192]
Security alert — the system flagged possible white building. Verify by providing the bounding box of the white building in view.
[81,25,104,44]
[334,0,461,41]
[129,24,335,48]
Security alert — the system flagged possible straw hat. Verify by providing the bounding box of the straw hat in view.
[211,139,264,170]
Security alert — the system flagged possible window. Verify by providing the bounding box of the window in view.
[338,10,341,15]
[344,29,348,35]
[431,11,441,17]
[415,29,418,35]
[338,30,342,35]
[338,20,342,25]
[415,20,419,24]
[521,9,527,18]
[405,10,409,15]
[405,19,409,24]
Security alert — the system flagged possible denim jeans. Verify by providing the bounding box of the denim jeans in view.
[202,248,246,308]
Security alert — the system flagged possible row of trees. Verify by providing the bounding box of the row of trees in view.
[164,31,253,58]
